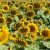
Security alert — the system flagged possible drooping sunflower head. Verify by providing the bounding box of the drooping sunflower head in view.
[2,4,9,12]
[16,38,28,46]
[6,17,12,24]
[27,23,38,34]
[26,11,35,18]
[19,26,30,34]
[40,28,50,40]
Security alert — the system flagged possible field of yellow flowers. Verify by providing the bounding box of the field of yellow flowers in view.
[0,1,50,50]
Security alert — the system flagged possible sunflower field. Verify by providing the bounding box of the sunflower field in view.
[0,0,50,50]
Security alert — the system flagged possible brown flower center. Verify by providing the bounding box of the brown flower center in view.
[27,11,34,17]
[3,6,8,10]
[6,18,12,24]
[0,13,2,17]
[42,30,49,37]
[29,25,35,32]
[17,15,23,20]
[24,22,28,26]
[44,10,49,15]
[11,10,17,15]
[20,27,28,33]
[33,3,40,8]
[0,18,4,23]
[12,34,16,38]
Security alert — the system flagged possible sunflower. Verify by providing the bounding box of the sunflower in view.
[23,20,30,26]
[20,18,27,22]
[46,2,50,8]
[26,11,35,18]
[16,38,28,46]
[43,9,50,15]
[11,9,18,16]
[29,34,36,42]
[40,28,50,40]
[0,17,6,27]
[19,26,30,34]
[9,32,18,42]
[33,20,43,27]
[33,2,42,9]
[13,22,23,31]
[27,4,33,10]
[0,12,3,17]
[27,23,38,34]
[17,14,23,20]
[6,17,12,24]
[2,4,9,12]
[0,25,9,44]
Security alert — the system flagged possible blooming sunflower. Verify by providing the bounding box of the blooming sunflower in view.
[2,4,9,12]
[9,32,18,42]
[26,11,35,18]
[27,23,38,34]
[0,25,10,44]
[40,28,50,40]
[19,26,30,34]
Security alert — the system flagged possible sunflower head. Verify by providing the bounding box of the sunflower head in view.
[17,14,23,20]
[13,22,23,31]
[9,32,18,41]
[23,20,30,26]
[6,17,12,24]
[11,9,18,15]
[2,4,9,12]
[19,26,30,34]
[46,2,50,8]
[26,11,35,18]
[0,12,3,17]
[40,28,50,40]
[33,2,41,9]
[44,9,50,15]
[27,23,38,34]
[0,25,9,44]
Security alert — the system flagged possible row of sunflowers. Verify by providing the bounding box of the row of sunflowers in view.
[0,0,50,50]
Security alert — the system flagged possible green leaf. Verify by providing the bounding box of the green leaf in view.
[43,41,50,48]
[14,16,19,22]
